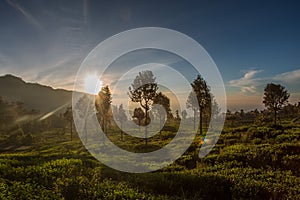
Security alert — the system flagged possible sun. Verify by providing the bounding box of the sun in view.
[84,74,102,95]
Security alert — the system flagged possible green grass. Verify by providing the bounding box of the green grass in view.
[0,122,299,199]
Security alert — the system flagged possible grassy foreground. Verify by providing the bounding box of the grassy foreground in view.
[0,121,300,199]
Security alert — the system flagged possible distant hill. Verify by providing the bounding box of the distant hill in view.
[0,74,72,113]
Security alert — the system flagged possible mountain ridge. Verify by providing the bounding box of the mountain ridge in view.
[0,74,72,113]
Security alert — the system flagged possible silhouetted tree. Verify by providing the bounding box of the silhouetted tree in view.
[117,104,127,141]
[95,85,112,133]
[63,106,73,141]
[129,70,158,145]
[175,110,181,121]
[281,103,299,118]
[188,75,211,134]
[76,95,95,143]
[132,107,145,131]
[186,92,198,130]
[153,92,171,133]
[263,83,290,125]
[240,109,245,118]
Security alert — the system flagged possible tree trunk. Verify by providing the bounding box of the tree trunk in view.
[199,107,203,135]
[145,107,148,145]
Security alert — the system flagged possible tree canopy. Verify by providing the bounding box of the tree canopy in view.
[263,83,290,125]
[128,70,158,145]
[187,75,211,134]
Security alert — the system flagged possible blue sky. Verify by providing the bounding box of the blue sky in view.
[0,0,300,110]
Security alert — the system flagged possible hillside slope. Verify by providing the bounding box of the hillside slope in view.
[0,74,72,112]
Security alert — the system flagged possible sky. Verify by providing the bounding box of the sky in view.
[0,0,300,111]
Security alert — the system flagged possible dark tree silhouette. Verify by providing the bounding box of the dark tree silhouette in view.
[132,107,145,131]
[186,91,198,130]
[117,104,127,141]
[263,83,290,125]
[153,92,171,133]
[188,75,211,135]
[75,94,95,143]
[63,106,73,141]
[95,85,112,133]
[129,70,158,145]
[175,110,181,121]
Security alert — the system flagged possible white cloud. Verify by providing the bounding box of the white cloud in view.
[229,68,300,94]
[273,69,300,83]
[229,70,263,94]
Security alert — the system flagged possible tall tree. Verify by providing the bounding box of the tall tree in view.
[188,75,211,135]
[75,94,95,143]
[95,85,112,133]
[263,83,290,125]
[129,70,158,145]
[186,91,198,130]
[211,98,221,120]
[117,104,127,141]
[63,106,74,141]
[153,92,171,133]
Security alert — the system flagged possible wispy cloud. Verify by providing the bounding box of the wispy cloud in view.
[273,69,300,83]
[229,70,263,94]
[6,0,42,30]
[229,68,300,94]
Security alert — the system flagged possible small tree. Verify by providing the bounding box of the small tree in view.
[211,98,221,120]
[75,95,95,143]
[117,104,127,141]
[153,92,171,133]
[129,70,158,145]
[63,106,73,141]
[187,75,211,134]
[263,83,290,125]
[186,91,198,130]
[132,107,145,131]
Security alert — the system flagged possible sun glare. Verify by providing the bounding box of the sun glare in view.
[84,74,102,95]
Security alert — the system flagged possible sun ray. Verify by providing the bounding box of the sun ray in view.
[84,74,102,95]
